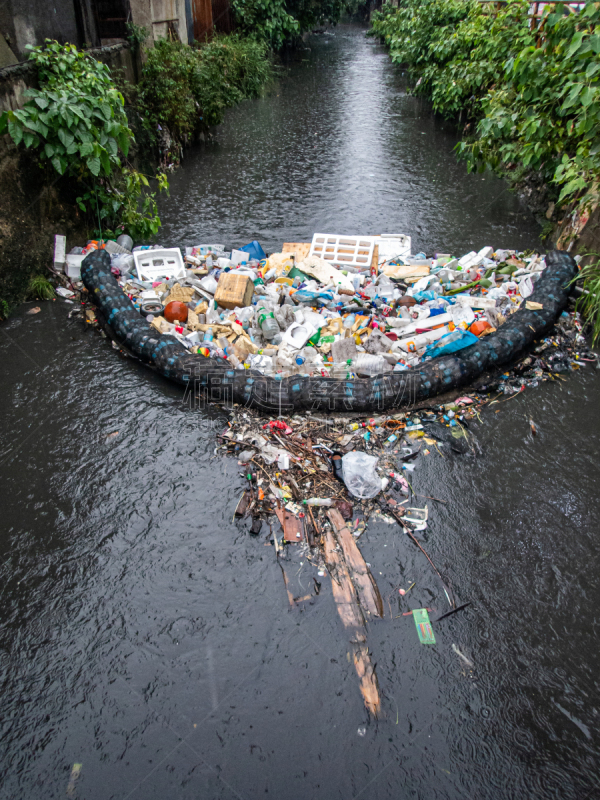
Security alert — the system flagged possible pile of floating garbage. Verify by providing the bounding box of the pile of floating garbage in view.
[54,232,593,715]
[57,231,580,410]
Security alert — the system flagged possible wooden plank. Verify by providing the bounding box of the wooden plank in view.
[328,509,383,618]
[275,507,304,543]
[353,643,380,718]
[323,525,380,717]
[191,0,213,39]
[323,526,365,634]
[371,244,379,276]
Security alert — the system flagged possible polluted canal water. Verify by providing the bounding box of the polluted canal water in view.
[2,23,600,800]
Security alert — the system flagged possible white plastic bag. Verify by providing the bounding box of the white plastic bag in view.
[342,452,382,499]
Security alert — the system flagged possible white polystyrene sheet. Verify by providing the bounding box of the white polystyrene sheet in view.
[378,234,412,264]
[297,255,354,291]
[309,234,376,269]
[134,248,186,282]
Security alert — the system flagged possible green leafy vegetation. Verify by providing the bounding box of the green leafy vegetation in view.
[573,258,600,344]
[27,274,54,300]
[231,0,299,49]
[231,0,344,48]
[0,40,168,240]
[125,22,149,51]
[138,35,273,145]
[371,0,600,221]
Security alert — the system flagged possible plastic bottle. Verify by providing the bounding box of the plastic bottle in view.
[117,234,133,251]
[257,307,280,339]
[203,327,214,343]
[303,498,334,507]
[343,313,356,329]
[353,353,387,377]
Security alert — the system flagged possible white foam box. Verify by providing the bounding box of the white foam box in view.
[53,234,66,272]
[231,249,249,266]
[134,248,186,282]
[65,254,85,280]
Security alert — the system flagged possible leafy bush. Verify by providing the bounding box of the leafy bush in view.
[286,0,345,32]
[371,0,533,118]
[231,0,344,47]
[0,41,132,178]
[0,40,168,240]
[372,0,600,218]
[231,0,299,49]
[462,3,600,210]
[193,35,274,126]
[138,35,273,141]
[573,257,600,343]
[137,40,200,140]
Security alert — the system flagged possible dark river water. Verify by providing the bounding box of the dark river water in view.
[1,23,600,800]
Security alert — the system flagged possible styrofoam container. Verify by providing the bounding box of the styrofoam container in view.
[134,248,186,282]
[65,254,85,280]
[309,233,377,269]
[53,234,66,272]
[281,321,317,350]
[231,249,249,265]
[454,295,496,310]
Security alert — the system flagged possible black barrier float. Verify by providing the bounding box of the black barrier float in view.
[81,249,577,413]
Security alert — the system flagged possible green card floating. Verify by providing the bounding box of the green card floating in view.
[413,608,436,644]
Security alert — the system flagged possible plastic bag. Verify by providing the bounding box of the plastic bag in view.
[424,329,478,359]
[342,452,382,499]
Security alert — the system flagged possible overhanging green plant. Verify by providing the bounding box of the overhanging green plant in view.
[372,0,600,222]
[231,0,299,49]
[0,40,168,240]
[126,22,149,51]
[572,256,600,344]
[77,170,170,240]
[0,41,132,177]
[192,35,273,126]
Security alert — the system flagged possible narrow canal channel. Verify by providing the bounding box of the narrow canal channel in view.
[1,23,599,800]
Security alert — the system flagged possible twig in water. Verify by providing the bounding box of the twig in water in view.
[390,509,454,608]
[435,602,471,622]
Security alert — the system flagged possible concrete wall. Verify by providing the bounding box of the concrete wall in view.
[0,0,91,61]
[0,42,137,114]
[130,0,192,46]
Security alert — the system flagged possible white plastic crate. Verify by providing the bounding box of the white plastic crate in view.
[308,234,377,270]
[134,248,186,282]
